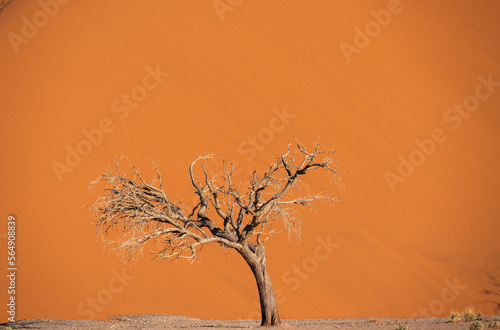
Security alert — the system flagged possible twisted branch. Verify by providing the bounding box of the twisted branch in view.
[87,140,343,264]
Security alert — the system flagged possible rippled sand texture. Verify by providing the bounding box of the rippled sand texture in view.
[0,0,499,322]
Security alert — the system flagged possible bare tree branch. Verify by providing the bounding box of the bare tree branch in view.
[87,140,342,264]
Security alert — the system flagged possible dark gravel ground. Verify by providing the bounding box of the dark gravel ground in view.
[1,314,499,329]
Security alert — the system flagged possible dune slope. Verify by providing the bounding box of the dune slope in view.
[0,0,499,322]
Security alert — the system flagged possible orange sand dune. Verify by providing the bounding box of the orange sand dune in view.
[1,0,499,323]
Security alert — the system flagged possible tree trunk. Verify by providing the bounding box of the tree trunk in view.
[240,245,281,326]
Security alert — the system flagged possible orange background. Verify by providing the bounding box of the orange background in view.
[1,0,499,322]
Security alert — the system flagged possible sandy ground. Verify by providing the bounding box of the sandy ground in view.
[2,315,500,329]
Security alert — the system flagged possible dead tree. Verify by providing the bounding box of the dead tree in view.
[88,140,342,326]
